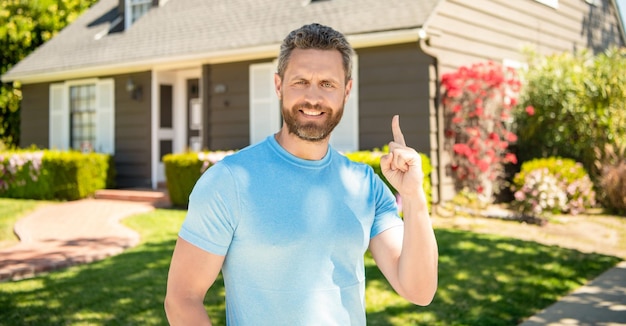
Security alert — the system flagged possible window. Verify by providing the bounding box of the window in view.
[534,0,558,8]
[49,79,115,154]
[70,85,97,152]
[125,0,153,29]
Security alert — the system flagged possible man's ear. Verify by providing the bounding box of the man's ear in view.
[274,73,282,100]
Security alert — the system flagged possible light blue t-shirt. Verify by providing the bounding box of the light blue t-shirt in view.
[179,135,403,325]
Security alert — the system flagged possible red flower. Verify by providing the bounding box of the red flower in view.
[474,106,484,117]
[505,131,518,142]
[477,159,489,172]
[504,153,517,164]
[453,143,471,156]
[525,105,535,116]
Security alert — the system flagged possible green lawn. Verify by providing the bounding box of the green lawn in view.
[0,199,620,325]
[0,198,44,249]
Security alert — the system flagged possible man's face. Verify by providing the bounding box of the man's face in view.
[275,48,352,142]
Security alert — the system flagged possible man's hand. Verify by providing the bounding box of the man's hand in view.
[380,115,424,198]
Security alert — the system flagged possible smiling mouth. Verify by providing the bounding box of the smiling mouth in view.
[300,109,324,117]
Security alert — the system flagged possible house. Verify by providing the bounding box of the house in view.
[2,0,624,204]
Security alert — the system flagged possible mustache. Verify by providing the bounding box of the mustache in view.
[295,102,327,111]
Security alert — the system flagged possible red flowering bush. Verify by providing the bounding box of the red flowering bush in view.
[442,61,523,202]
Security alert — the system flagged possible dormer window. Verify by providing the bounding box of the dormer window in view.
[125,0,153,29]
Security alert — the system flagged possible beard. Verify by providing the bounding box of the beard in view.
[281,100,344,142]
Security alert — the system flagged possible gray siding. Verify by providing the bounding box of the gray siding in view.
[427,0,625,74]
[203,61,266,151]
[20,83,50,149]
[358,44,433,152]
[113,71,152,188]
[358,44,440,202]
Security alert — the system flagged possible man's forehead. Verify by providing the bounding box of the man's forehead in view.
[284,49,345,77]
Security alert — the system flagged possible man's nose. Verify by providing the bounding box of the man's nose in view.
[303,85,324,105]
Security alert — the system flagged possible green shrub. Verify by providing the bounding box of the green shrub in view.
[0,150,112,200]
[345,147,433,211]
[511,157,596,216]
[163,152,205,207]
[515,47,626,175]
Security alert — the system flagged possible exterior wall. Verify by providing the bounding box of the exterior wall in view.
[203,60,268,151]
[19,72,153,189]
[424,0,625,201]
[358,43,440,202]
[113,71,152,188]
[427,0,625,74]
[20,83,50,149]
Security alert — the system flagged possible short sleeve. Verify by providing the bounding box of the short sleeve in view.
[369,169,404,239]
[179,162,239,256]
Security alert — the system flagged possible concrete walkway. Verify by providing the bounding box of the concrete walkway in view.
[1,195,625,325]
[519,260,626,325]
[0,198,155,281]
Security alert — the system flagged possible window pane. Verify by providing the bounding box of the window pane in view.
[69,84,96,152]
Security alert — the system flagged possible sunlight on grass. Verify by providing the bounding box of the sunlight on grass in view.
[0,199,621,325]
[0,198,45,248]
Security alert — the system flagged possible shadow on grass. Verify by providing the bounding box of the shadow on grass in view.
[0,208,226,326]
[365,229,621,326]
[0,212,620,326]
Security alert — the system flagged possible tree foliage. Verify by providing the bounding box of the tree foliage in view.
[515,47,626,175]
[0,0,98,148]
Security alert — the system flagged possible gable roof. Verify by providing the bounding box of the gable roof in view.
[3,0,441,84]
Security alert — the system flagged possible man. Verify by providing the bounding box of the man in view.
[164,23,438,325]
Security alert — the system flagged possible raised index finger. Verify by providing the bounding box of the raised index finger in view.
[391,115,406,146]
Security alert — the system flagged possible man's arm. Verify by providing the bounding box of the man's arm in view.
[370,115,438,306]
[164,237,225,325]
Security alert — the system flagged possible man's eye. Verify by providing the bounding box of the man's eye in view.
[321,82,333,88]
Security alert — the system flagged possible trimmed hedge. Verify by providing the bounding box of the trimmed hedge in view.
[0,150,114,201]
[164,148,433,210]
[163,152,206,207]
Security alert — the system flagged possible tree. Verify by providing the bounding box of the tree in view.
[0,0,98,148]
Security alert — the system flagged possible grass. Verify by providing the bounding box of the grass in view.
[0,198,44,249]
[0,199,621,325]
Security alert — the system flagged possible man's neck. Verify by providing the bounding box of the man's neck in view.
[274,128,329,161]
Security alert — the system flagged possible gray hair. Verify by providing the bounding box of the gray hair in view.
[277,23,354,83]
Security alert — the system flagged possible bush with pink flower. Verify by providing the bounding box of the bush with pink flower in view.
[0,151,44,191]
[512,157,596,217]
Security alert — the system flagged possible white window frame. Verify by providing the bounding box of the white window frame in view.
[49,78,115,154]
[534,0,558,8]
[125,0,153,29]
[249,61,281,145]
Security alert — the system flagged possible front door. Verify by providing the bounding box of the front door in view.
[156,72,175,187]
[152,69,202,189]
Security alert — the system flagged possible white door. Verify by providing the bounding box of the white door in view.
[156,71,176,186]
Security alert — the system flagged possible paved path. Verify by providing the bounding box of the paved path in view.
[0,199,154,281]
[519,260,626,325]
